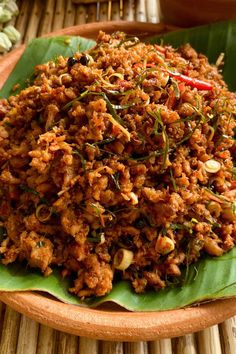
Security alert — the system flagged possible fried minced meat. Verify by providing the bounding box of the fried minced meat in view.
[0,31,236,298]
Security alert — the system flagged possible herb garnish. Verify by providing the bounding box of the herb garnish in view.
[36,241,45,248]
[111,172,121,190]
[170,169,177,191]
[72,148,86,171]
[19,184,48,204]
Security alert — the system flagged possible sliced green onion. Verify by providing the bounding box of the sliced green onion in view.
[155,236,175,255]
[113,248,134,270]
[36,204,52,223]
[204,159,221,173]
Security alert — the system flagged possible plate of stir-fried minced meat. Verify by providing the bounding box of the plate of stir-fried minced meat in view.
[0,21,236,340]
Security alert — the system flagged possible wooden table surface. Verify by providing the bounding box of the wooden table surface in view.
[0,1,236,353]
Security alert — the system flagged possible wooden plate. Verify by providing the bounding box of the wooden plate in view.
[0,21,236,341]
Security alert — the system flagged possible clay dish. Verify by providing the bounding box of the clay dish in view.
[0,22,236,341]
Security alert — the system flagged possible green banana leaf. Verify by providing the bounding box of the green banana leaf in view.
[0,35,96,98]
[0,20,236,311]
[1,247,236,311]
[150,20,236,91]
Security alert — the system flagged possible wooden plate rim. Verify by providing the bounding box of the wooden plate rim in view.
[1,291,236,341]
[1,21,236,341]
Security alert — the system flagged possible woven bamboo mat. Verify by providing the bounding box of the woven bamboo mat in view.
[12,0,160,44]
[0,302,236,353]
[0,0,236,353]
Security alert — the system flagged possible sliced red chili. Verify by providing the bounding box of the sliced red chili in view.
[230,181,236,190]
[165,69,213,91]
[154,44,166,54]
[146,63,156,68]
[133,63,142,69]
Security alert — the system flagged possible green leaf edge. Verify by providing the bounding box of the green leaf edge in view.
[0,35,96,98]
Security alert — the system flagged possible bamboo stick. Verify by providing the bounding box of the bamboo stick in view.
[72,0,107,3]
[0,301,4,334]
[72,0,107,4]
[37,325,58,354]
[123,0,135,21]
[175,334,197,354]
[219,317,236,354]
[135,0,146,22]
[24,0,43,44]
[124,341,149,354]
[64,0,76,27]
[75,5,87,25]
[149,339,172,354]
[52,0,66,31]
[99,2,109,22]
[15,0,32,43]
[86,4,98,23]
[197,325,222,354]
[16,315,39,354]
[38,0,56,36]
[111,1,121,20]
[146,0,160,23]
[101,341,124,354]
[0,306,21,354]
[57,332,79,354]
[107,1,112,21]
[79,337,99,354]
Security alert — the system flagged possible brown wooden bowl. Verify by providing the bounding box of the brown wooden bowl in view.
[0,21,236,341]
